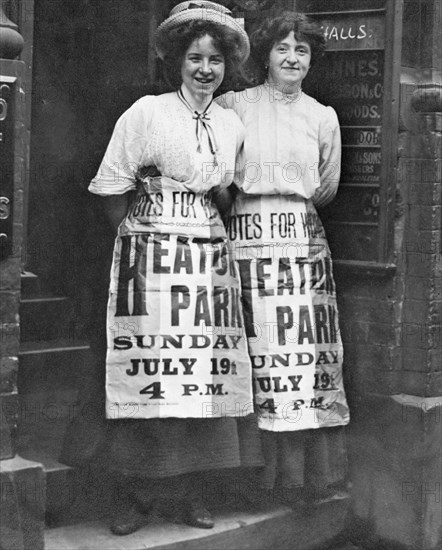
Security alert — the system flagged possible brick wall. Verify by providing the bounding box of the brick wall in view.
[1,60,25,460]
[343,1,442,548]
[399,110,442,396]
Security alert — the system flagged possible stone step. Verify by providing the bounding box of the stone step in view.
[17,340,93,524]
[19,338,90,356]
[16,447,114,528]
[45,495,350,550]
[16,450,74,515]
[1,455,46,550]
[17,341,91,452]
[19,296,78,342]
[18,339,91,392]
[20,270,41,296]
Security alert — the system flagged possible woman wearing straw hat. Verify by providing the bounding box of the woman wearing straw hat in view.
[80,1,263,536]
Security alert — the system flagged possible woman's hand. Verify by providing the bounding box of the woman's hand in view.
[212,185,237,219]
[316,112,341,209]
[312,180,338,209]
[103,194,129,234]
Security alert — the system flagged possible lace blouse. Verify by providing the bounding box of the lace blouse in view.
[89,92,245,196]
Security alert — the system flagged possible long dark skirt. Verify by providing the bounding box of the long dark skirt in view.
[260,429,348,494]
[60,333,263,478]
[60,339,345,499]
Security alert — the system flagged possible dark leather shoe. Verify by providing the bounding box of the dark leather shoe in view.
[110,502,148,536]
[183,500,215,529]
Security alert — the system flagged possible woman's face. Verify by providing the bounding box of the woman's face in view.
[181,34,225,101]
[267,30,311,90]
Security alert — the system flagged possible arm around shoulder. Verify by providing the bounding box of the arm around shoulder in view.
[214,90,236,110]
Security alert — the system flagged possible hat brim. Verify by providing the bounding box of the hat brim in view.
[155,9,250,63]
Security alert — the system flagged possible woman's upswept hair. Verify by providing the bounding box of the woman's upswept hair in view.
[160,20,247,92]
[251,11,326,81]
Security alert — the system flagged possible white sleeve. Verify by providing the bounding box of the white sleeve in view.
[88,97,154,196]
[314,107,342,208]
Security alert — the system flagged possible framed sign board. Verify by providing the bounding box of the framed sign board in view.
[0,64,23,261]
[302,1,402,270]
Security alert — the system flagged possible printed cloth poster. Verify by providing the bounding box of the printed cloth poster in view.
[230,192,350,431]
[105,177,253,420]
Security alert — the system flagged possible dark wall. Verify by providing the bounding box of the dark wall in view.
[26,0,172,337]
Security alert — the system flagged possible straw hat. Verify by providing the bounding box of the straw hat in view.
[155,1,250,62]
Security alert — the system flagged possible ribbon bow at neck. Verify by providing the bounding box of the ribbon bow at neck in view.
[178,88,219,166]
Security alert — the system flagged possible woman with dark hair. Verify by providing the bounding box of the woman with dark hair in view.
[159,16,247,94]
[217,11,350,505]
[63,1,264,536]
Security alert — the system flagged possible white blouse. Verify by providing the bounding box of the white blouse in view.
[89,92,245,196]
[217,84,341,199]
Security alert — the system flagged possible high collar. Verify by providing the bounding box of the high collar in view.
[263,81,303,104]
